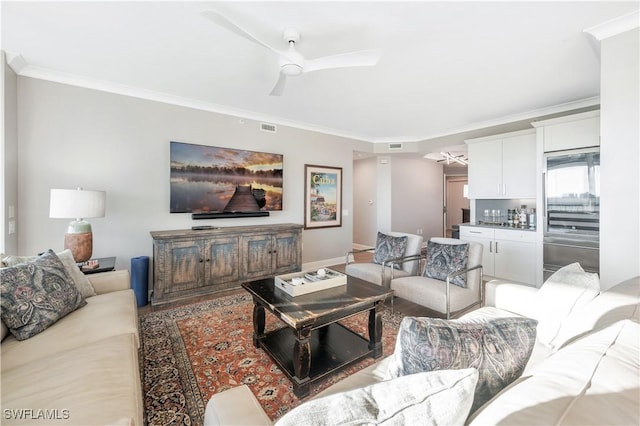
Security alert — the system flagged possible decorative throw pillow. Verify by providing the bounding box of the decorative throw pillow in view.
[276,368,479,426]
[386,316,538,414]
[535,262,600,348]
[0,249,87,340]
[3,249,96,298]
[373,232,408,270]
[423,240,469,287]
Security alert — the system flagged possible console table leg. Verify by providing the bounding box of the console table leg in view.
[368,301,383,358]
[252,303,265,348]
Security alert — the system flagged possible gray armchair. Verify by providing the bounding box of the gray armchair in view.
[345,232,423,288]
[390,237,483,319]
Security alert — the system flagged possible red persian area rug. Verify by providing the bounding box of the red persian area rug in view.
[140,292,403,426]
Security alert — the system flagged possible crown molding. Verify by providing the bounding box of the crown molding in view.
[14,63,377,142]
[11,59,601,145]
[414,96,601,142]
[584,10,639,41]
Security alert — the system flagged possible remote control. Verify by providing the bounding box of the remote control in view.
[191,225,216,230]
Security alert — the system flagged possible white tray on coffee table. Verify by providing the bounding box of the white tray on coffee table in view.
[274,268,347,296]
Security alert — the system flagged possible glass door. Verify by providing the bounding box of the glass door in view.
[544,148,600,236]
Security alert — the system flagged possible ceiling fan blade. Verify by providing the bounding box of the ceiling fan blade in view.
[269,73,287,96]
[305,49,382,73]
[201,10,282,56]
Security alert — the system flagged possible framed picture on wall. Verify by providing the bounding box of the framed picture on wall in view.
[304,164,342,229]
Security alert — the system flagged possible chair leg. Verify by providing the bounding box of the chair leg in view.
[446,277,451,320]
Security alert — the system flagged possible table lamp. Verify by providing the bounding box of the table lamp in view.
[49,188,106,263]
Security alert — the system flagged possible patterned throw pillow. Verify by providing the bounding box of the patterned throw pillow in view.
[423,240,469,287]
[373,232,408,270]
[0,249,87,340]
[3,249,96,298]
[386,316,538,414]
[276,368,479,426]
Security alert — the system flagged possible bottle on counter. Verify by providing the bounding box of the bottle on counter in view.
[519,206,528,228]
[507,209,514,227]
[528,208,536,229]
[513,209,520,227]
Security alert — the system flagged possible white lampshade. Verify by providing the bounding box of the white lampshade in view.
[49,188,106,219]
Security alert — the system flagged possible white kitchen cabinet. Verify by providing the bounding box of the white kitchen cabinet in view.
[460,226,536,286]
[534,110,600,152]
[458,226,495,276]
[467,129,536,199]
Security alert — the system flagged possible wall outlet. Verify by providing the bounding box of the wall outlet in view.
[8,220,16,235]
[417,228,423,235]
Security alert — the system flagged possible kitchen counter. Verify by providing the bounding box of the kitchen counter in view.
[459,222,537,232]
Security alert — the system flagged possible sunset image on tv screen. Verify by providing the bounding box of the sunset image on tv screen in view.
[170,141,283,213]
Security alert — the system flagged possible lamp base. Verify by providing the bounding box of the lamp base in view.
[64,232,93,263]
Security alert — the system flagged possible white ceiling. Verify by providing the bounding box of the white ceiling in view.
[2,1,638,148]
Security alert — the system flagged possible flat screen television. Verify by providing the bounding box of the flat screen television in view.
[170,141,283,215]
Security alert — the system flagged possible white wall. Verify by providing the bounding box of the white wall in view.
[2,54,18,255]
[352,156,377,247]
[14,77,358,270]
[600,28,640,289]
[391,156,444,240]
[376,156,392,235]
[352,156,444,247]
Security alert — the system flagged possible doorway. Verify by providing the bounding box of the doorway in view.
[444,176,469,237]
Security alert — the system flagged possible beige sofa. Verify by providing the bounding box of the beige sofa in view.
[204,274,640,425]
[1,269,143,426]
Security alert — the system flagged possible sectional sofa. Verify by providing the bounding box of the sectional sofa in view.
[204,270,640,425]
[1,253,143,426]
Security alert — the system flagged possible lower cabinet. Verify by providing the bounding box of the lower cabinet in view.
[460,226,537,286]
[151,223,302,305]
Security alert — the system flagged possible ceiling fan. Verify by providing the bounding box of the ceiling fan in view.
[201,10,382,96]
[424,152,469,165]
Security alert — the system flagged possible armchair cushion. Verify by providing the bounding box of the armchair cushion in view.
[386,316,537,414]
[423,240,469,287]
[373,232,407,270]
[0,249,87,340]
[345,262,412,287]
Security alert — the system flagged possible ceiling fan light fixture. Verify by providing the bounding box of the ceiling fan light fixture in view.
[201,10,382,95]
[440,151,469,165]
[281,63,303,76]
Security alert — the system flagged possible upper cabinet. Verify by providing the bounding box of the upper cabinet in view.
[532,110,600,152]
[466,129,537,199]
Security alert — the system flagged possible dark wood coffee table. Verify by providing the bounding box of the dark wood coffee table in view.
[242,275,393,398]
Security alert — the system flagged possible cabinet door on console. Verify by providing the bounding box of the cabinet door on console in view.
[165,240,205,295]
[273,231,301,274]
[242,234,274,280]
[204,236,240,287]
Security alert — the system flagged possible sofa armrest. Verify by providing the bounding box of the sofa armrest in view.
[485,279,539,319]
[204,385,272,426]
[88,270,131,295]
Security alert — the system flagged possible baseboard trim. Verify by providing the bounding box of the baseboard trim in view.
[302,257,345,271]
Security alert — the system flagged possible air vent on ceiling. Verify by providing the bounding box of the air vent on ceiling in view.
[260,123,277,133]
[388,143,403,151]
